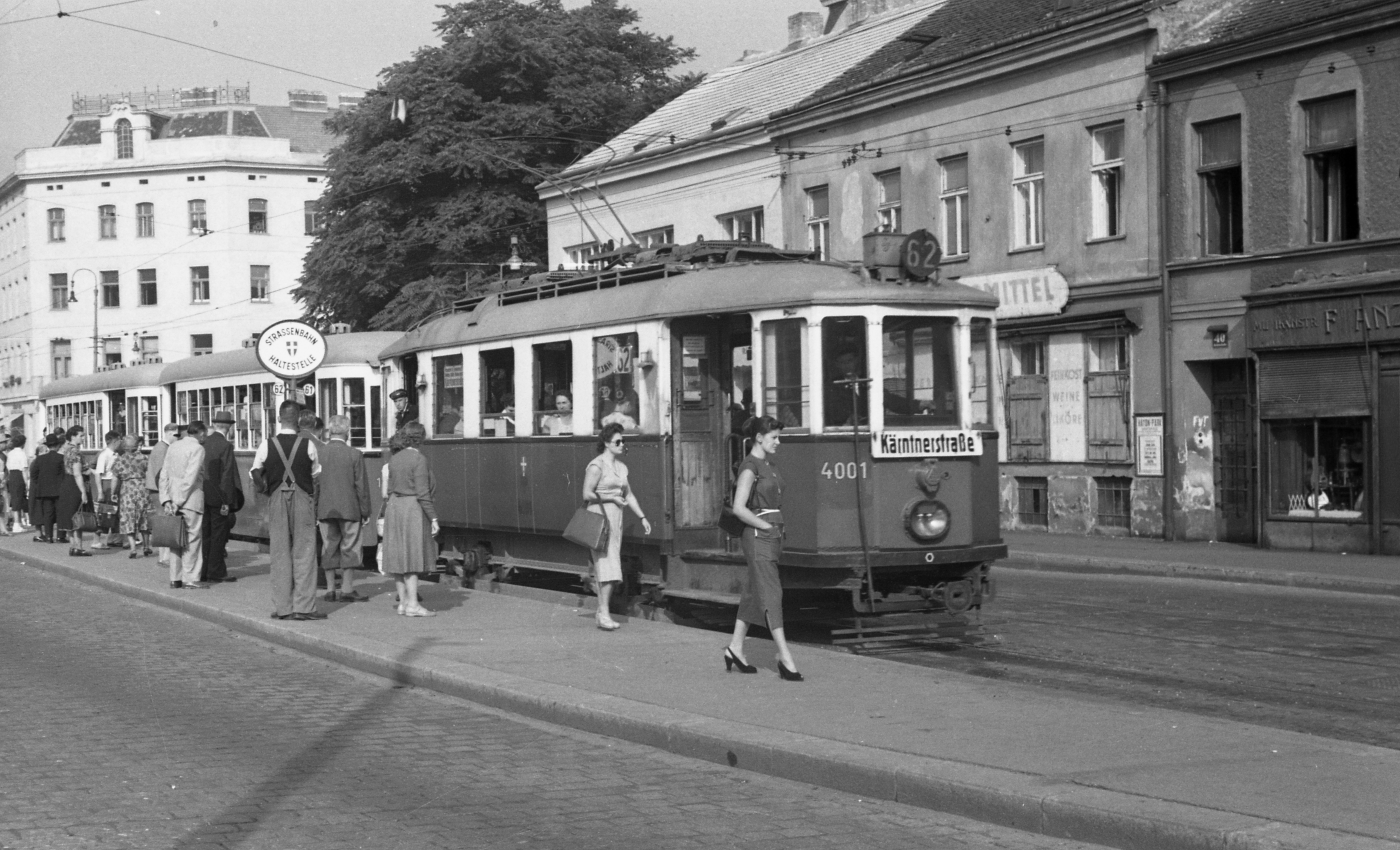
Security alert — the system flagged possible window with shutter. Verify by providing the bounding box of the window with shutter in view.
[1086,334,1130,462]
[1007,375,1048,460]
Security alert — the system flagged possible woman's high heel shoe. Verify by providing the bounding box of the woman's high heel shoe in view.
[777,661,804,682]
[723,648,757,674]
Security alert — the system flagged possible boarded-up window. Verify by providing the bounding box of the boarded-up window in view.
[1006,339,1047,461]
[1086,334,1130,462]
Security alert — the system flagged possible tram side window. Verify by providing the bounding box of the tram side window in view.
[594,333,639,432]
[343,378,370,447]
[761,320,807,429]
[970,319,993,428]
[137,396,159,447]
[822,317,868,429]
[881,316,958,427]
[434,354,467,437]
[534,341,573,435]
[479,349,513,437]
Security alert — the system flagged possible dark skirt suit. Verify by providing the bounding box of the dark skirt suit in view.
[734,455,786,630]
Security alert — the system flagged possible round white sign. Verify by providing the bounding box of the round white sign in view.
[256,320,327,379]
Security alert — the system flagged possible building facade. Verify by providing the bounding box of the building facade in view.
[1152,0,1400,552]
[0,86,342,444]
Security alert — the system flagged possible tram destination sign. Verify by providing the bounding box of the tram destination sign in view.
[256,320,327,379]
[873,429,983,458]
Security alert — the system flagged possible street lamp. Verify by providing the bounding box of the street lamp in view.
[68,268,99,372]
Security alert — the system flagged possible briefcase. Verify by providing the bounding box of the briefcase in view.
[150,513,188,551]
[562,506,608,551]
[96,502,120,533]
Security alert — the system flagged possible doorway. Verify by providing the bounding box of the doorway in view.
[670,315,751,551]
[1211,359,1256,543]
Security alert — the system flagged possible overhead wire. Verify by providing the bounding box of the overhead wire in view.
[0,0,150,26]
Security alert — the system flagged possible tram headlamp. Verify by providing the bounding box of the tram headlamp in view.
[904,499,951,543]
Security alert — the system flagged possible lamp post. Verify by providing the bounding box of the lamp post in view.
[68,268,99,372]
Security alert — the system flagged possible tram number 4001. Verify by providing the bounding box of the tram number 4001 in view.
[821,461,868,480]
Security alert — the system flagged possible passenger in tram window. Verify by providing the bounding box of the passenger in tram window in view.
[600,392,639,431]
[582,423,652,631]
[541,392,573,435]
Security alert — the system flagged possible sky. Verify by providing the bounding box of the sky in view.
[0,0,817,173]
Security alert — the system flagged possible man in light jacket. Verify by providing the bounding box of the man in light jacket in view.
[159,421,207,589]
[146,423,182,571]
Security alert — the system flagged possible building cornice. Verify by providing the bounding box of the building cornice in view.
[10,157,326,185]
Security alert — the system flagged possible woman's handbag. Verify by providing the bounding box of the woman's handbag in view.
[150,513,188,550]
[563,505,609,551]
[96,501,119,532]
[718,507,747,538]
[71,506,99,534]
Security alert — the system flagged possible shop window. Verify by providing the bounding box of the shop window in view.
[1268,418,1366,519]
[138,269,157,305]
[1006,338,1047,461]
[99,205,117,239]
[876,170,901,233]
[970,319,993,427]
[534,341,573,435]
[594,333,638,432]
[823,317,868,429]
[1197,117,1243,255]
[434,353,466,437]
[1090,124,1123,239]
[1012,139,1044,248]
[718,208,764,242]
[940,156,969,258]
[136,202,154,237]
[1086,333,1130,462]
[1095,477,1132,529]
[1016,477,1048,526]
[248,198,267,234]
[880,316,957,427]
[806,186,830,260]
[762,319,806,429]
[1305,94,1358,244]
[479,348,513,436]
[101,270,119,307]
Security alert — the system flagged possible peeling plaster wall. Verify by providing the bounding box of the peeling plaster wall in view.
[1001,468,1155,537]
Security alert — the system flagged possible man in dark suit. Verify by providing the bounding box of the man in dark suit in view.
[316,414,372,601]
[29,434,65,543]
[201,410,243,584]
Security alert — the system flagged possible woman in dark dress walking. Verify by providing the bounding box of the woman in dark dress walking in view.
[723,415,802,681]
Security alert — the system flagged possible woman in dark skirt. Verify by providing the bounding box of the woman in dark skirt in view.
[723,415,802,681]
[381,421,439,617]
[5,434,28,532]
[56,426,91,556]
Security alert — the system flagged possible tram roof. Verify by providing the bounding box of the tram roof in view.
[40,362,168,400]
[159,332,402,385]
[380,260,999,359]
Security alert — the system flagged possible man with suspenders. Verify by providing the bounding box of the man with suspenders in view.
[251,400,324,621]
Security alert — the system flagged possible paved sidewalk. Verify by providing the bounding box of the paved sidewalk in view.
[3,535,1397,850]
[1004,530,1400,596]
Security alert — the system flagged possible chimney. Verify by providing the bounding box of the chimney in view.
[788,11,824,46]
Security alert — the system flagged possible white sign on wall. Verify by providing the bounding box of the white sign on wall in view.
[1136,415,1164,476]
[1047,334,1085,461]
[959,267,1069,319]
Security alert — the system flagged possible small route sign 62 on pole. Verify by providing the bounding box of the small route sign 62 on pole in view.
[901,229,942,281]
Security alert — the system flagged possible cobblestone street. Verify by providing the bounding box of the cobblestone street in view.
[0,566,1103,850]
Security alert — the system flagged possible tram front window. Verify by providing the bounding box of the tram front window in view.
[534,341,573,435]
[434,354,466,437]
[882,316,958,427]
[822,317,868,429]
[761,320,806,428]
[970,318,993,428]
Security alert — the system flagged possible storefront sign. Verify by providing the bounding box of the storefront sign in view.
[255,320,326,379]
[1136,415,1164,477]
[1248,291,1400,349]
[1047,334,1086,462]
[872,429,983,458]
[959,267,1069,319]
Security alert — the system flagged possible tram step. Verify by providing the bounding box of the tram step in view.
[677,548,746,565]
[660,587,741,606]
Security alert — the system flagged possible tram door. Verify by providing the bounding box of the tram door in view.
[671,316,751,551]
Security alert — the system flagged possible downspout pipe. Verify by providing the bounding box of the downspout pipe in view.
[1156,79,1177,541]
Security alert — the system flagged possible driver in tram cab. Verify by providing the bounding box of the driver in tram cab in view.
[824,349,868,427]
[391,389,418,431]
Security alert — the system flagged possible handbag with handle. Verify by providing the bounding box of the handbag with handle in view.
[71,506,99,534]
[562,505,609,551]
[150,512,188,551]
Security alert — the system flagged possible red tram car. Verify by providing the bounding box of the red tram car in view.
[380,241,1006,616]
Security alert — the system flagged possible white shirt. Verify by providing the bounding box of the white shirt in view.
[5,447,27,476]
[96,447,117,481]
[249,427,321,479]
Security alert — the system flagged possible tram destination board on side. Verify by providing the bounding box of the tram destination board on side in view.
[873,429,983,458]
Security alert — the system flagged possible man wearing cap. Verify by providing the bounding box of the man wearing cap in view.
[201,410,243,583]
[391,388,418,431]
[145,423,183,572]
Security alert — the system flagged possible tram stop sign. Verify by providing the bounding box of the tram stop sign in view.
[901,229,942,281]
[255,320,327,379]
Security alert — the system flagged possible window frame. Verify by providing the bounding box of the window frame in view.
[1011,139,1045,249]
[303,201,321,236]
[51,339,72,379]
[136,202,154,238]
[633,226,673,248]
[190,266,210,304]
[1266,416,1367,521]
[477,348,514,437]
[50,273,69,311]
[806,186,830,260]
[1196,116,1244,256]
[879,315,959,428]
[717,207,764,242]
[115,118,133,159]
[1089,124,1124,240]
[940,155,970,258]
[250,265,270,302]
[191,333,214,357]
[876,169,902,233]
[101,337,122,368]
[100,270,120,308]
[188,199,207,235]
[761,318,808,431]
[532,340,574,436]
[248,198,268,235]
[1303,93,1359,244]
[98,204,117,240]
[138,269,157,306]
[47,208,65,242]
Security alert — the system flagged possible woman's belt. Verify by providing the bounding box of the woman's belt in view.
[754,509,783,525]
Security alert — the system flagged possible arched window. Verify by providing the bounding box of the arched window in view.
[115,118,133,159]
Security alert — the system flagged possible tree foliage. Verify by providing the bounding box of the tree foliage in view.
[297,0,699,330]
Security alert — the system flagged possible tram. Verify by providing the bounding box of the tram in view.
[379,239,1007,615]
[39,331,399,544]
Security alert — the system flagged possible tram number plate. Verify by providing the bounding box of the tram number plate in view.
[821,461,868,480]
[901,229,942,280]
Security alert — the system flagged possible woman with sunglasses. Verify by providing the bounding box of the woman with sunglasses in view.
[724,415,802,681]
[582,422,651,630]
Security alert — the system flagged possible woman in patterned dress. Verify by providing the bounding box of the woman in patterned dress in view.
[581,422,652,631]
[111,435,151,557]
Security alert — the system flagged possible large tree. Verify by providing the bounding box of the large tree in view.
[298,0,699,330]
